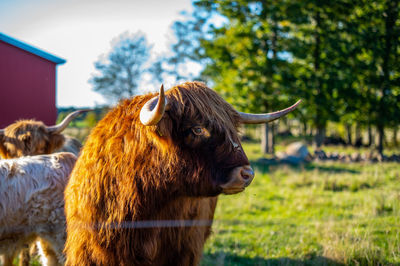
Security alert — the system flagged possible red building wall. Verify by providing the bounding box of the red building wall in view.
[0,40,57,128]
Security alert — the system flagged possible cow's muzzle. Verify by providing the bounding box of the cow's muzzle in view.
[220,165,255,195]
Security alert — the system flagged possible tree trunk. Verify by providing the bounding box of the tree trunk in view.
[269,123,275,154]
[313,10,325,148]
[261,123,276,154]
[368,123,373,147]
[393,126,398,146]
[315,125,326,148]
[354,123,363,147]
[376,0,399,154]
[302,120,308,137]
[355,123,361,140]
[346,124,352,145]
[261,123,269,154]
[378,124,384,155]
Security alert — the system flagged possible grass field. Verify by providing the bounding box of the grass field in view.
[201,142,400,265]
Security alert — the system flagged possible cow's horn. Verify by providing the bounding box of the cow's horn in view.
[47,109,92,133]
[140,84,168,126]
[238,100,302,124]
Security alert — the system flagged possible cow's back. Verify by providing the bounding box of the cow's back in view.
[0,152,76,234]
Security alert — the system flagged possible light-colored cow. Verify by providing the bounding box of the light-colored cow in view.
[0,152,76,266]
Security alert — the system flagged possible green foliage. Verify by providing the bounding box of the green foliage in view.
[168,0,400,152]
[57,107,107,129]
[346,0,400,153]
[196,0,297,113]
[84,112,98,128]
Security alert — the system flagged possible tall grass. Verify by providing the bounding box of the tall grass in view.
[201,143,400,265]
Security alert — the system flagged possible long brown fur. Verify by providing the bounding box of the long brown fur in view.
[64,82,250,265]
[0,120,65,159]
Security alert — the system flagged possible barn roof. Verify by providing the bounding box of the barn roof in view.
[0,32,66,65]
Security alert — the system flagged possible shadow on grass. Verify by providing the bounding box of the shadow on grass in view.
[251,161,360,176]
[201,252,344,266]
[303,164,360,174]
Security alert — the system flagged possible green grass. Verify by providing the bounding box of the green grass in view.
[201,142,400,265]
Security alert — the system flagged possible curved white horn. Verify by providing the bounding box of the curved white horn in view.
[238,100,302,124]
[140,85,168,126]
[47,109,93,133]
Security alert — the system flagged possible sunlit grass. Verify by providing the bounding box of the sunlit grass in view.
[201,142,400,265]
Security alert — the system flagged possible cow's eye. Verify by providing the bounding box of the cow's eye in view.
[192,126,204,135]
[191,126,209,137]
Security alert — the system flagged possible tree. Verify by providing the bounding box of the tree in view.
[167,0,399,154]
[352,0,400,154]
[191,0,300,154]
[90,32,152,103]
[185,0,356,151]
[286,0,361,147]
[150,9,210,85]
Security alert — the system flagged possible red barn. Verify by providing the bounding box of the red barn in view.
[0,32,66,128]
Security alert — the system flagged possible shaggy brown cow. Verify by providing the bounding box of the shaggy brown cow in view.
[0,110,89,159]
[64,82,300,265]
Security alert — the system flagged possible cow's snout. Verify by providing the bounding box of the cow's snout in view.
[220,165,255,195]
[240,165,254,181]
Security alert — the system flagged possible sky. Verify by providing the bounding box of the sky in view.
[0,0,193,107]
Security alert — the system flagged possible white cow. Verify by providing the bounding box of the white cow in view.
[0,152,76,266]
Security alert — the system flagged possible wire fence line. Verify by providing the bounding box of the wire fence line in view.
[90,219,215,229]
[1,220,214,237]
[1,215,374,235]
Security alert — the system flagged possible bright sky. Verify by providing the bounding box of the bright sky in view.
[0,0,193,107]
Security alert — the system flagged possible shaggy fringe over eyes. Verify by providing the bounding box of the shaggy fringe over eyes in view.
[165,82,247,169]
[166,81,241,134]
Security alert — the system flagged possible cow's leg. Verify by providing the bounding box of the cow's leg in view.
[37,239,62,266]
[3,254,16,266]
[19,248,30,266]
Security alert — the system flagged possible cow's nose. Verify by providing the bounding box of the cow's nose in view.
[221,165,255,194]
[240,165,254,185]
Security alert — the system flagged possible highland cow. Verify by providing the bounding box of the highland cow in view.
[0,110,89,159]
[0,152,77,266]
[64,82,300,265]
[0,110,88,266]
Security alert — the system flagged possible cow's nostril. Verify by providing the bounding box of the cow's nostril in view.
[241,167,254,180]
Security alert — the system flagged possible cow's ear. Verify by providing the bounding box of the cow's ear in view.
[149,115,174,155]
[48,133,66,153]
[155,114,173,138]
